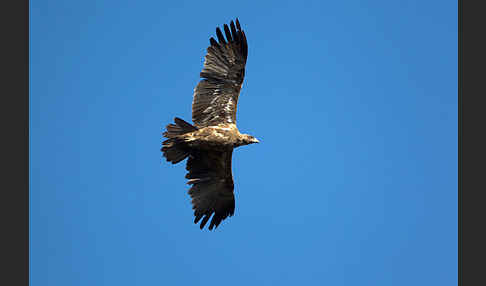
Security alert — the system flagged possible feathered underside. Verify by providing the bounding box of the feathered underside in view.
[186,149,235,230]
[192,18,248,128]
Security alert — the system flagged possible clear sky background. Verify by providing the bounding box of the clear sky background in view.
[30,1,457,285]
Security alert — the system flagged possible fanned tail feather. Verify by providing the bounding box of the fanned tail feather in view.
[161,117,198,164]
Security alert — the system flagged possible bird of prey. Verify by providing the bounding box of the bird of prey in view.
[161,19,259,230]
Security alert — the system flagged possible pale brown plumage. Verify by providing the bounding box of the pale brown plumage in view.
[161,19,258,230]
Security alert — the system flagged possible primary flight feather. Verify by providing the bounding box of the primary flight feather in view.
[161,19,259,230]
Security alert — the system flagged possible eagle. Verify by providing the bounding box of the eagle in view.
[161,19,259,230]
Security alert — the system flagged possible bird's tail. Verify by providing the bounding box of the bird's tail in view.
[161,117,198,164]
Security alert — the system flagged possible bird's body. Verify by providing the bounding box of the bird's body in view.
[161,19,258,230]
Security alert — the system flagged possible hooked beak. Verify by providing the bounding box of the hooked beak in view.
[253,138,260,144]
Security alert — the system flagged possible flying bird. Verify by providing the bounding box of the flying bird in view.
[161,19,259,230]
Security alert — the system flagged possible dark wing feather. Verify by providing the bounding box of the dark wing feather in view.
[192,18,248,127]
[186,149,235,230]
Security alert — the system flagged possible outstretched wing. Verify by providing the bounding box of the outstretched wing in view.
[192,18,248,127]
[185,149,235,230]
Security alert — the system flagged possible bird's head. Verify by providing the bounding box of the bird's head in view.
[238,134,260,147]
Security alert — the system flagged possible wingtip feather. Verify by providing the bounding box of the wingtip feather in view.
[223,24,232,42]
[235,18,241,31]
[216,27,226,44]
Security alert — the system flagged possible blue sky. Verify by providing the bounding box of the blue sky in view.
[30,0,457,285]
